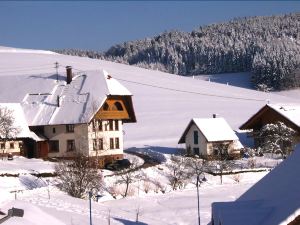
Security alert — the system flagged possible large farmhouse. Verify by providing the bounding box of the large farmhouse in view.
[0,67,136,167]
[178,117,242,157]
[240,103,300,148]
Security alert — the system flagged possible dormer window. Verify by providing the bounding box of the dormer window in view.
[103,102,109,111]
[114,102,123,111]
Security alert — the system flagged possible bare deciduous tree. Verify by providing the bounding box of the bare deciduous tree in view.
[186,157,207,187]
[0,106,20,159]
[213,143,235,184]
[166,155,189,190]
[55,153,103,198]
[116,159,139,197]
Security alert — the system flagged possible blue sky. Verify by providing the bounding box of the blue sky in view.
[0,1,300,51]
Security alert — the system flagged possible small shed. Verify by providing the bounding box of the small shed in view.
[178,117,242,157]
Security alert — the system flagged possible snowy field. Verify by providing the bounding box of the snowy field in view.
[195,72,253,90]
[0,155,268,225]
[0,47,299,150]
[0,47,299,224]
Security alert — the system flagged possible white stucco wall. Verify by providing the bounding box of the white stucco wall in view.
[45,124,88,157]
[87,120,123,157]
[185,124,208,155]
[0,141,23,155]
[44,120,124,157]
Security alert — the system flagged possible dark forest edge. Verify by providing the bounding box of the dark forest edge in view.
[54,13,300,91]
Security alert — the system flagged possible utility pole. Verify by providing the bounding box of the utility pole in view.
[89,191,93,225]
[196,175,200,225]
[55,62,59,82]
[88,187,101,225]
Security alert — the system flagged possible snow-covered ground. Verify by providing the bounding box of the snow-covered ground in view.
[0,47,299,224]
[195,72,253,89]
[0,155,269,225]
[0,157,55,175]
[0,49,298,151]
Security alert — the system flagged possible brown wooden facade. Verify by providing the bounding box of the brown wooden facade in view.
[95,95,136,123]
[240,104,300,148]
[240,105,300,132]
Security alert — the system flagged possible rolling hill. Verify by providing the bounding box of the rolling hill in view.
[57,13,300,91]
[0,47,298,150]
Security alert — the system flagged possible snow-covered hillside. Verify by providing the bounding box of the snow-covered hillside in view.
[0,46,297,225]
[195,72,253,90]
[0,48,297,149]
[0,46,57,55]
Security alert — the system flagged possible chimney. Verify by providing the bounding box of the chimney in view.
[57,95,60,107]
[66,66,72,84]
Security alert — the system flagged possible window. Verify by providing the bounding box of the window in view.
[66,124,74,133]
[0,143,5,149]
[67,140,75,151]
[52,127,56,133]
[114,102,123,111]
[109,120,114,131]
[10,143,14,149]
[114,120,119,131]
[115,137,120,149]
[194,131,199,145]
[110,138,114,149]
[98,120,103,131]
[99,138,103,150]
[103,102,109,111]
[92,120,96,131]
[93,139,98,150]
[49,140,59,153]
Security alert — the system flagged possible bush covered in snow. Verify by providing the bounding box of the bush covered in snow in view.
[258,122,296,158]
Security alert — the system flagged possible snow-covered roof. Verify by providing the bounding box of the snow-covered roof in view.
[0,103,32,139]
[212,145,300,225]
[212,200,272,225]
[240,103,300,130]
[179,117,239,143]
[268,103,300,128]
[0,70,132,126]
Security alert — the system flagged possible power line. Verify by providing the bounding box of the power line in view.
[115,77,267,102]
[5,63,265,103]
[68,65,266,102]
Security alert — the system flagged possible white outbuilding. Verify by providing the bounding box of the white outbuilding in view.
[178,117,242,157]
